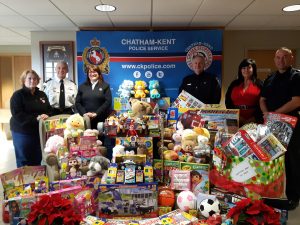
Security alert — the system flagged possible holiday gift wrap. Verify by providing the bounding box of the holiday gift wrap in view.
[210,155,285,199]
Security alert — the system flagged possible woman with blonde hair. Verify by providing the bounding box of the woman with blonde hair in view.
[10,69,51,167]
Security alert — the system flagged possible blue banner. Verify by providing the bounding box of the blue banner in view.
[76,30,223,102]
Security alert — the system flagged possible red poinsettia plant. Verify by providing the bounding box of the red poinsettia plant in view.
[227,198,281,225]
[27,194,82,225]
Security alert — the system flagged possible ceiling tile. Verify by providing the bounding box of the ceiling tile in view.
[196,0,253,15]
[69,15,112,27]
[152,16,192,26]
[227,15,278,28]
[191,15,234,27]
[0,15,39,27]
[27,15,77,28]
[110,15,151,27]
[242,0,300,15]
[153,0,201,16]
[0,3,17,15]
[0,0,61,15]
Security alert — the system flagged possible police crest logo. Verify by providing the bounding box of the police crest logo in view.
[82,38,110,74]
[185,42,213,70]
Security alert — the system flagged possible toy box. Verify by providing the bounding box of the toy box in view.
[96,182,158,218]
[180,162,210,195]
[153,160,180,184]
[0,166,46,199]
[7,196,36,225]
[115,137,153,162]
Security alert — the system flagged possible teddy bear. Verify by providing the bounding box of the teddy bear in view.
[129,98,152,118]
[134,80,149,98]
[43,135,65,181]
[149,80,161,99]
[87,155,110,177]
[117,114,128,134]
[64,113,85,139]
[177,129,198,162]
[117,80,135,99]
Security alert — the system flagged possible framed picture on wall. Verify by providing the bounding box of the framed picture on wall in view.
[40,41,74,81]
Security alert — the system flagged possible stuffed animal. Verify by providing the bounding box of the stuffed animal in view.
[64,114,85,138]
[83,129,100,137]
[117,80,135,98]
[129,98,152,118]
[117,115,128,134]
[178,129,197,162]
[134,80,149,98]
[112,145,125,163]
[43,135,65,181]
[44,135,64,154]
[87,155,110,177]
[149,80,161,99]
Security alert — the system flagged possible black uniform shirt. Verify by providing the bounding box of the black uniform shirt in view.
[179,72,221,104]
[261,67,300,116]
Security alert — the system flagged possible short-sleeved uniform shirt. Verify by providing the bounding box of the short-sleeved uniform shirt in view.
[261,67,300,117]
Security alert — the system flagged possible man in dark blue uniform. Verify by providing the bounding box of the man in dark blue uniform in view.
[179,54,221,104]
[260,47,300,210]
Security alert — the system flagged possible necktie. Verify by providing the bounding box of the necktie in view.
[59,80,65,110]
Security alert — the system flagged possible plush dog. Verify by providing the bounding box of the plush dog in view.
[87,155,110,177]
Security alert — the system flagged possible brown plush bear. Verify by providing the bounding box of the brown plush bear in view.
[129,98,152,118]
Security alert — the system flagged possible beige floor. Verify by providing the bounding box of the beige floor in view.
[0,139,299,224]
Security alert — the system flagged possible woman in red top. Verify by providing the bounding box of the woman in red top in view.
[225,58,263,126]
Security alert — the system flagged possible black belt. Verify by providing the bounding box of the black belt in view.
[234,105,256,110]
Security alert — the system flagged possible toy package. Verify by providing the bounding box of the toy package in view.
[171,90,205,108]
[7,196,36,225]
[180,162,210,195]
[153,160,180,185]
[264,112,298,148]
[96,182,158,218]
[0,166,46,200]
[170,170,191,191]
[222,130,271,161]
[115,137,153,162]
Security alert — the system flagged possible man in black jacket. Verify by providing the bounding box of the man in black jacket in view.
[179,54,221,104]
[260,47,300,210]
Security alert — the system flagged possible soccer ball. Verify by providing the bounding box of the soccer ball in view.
[199,198,221,218]
[176,190,197,212]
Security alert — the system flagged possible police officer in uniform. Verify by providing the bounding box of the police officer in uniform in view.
[179,54,221,104]
[260,47,300,210]
[43,61,77,115]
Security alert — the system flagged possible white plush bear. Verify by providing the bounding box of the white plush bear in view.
[112,145,125,163]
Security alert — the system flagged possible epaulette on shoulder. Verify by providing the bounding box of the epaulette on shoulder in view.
[44,78,52,83]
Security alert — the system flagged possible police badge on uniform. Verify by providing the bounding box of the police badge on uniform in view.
[82,38,110,74]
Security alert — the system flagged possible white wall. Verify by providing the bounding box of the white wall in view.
[0,45,30,55]
[31,31,76,83]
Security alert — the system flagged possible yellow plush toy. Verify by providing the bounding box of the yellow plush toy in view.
[64,113,85,138]
[134,80,149,98]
